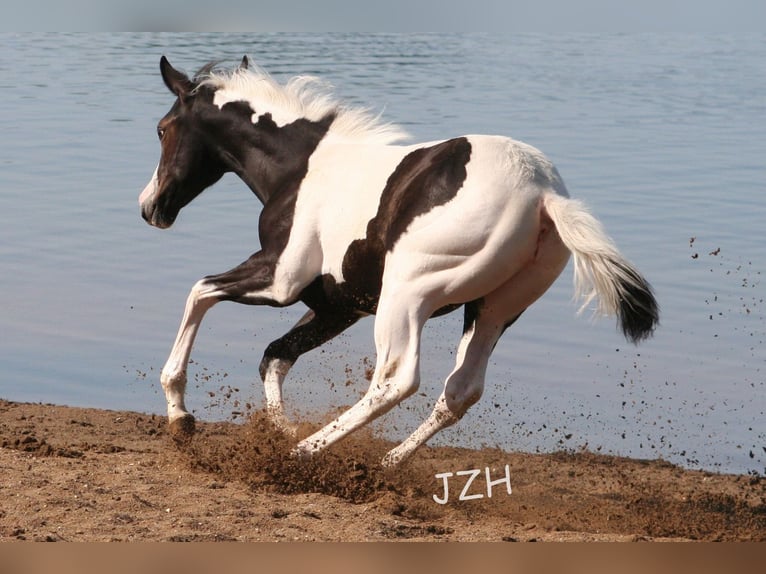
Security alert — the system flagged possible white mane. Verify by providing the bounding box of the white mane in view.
[197,65,410,145]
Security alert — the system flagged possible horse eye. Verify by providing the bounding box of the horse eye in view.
[157,126,166,140]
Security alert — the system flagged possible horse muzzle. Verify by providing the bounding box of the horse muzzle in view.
[140,201,175,229]
[139,169,175,229]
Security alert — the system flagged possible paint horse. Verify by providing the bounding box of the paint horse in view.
[139,57,659,467]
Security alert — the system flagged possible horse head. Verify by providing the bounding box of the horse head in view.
[139,56,233,229]
[138,54,400,229]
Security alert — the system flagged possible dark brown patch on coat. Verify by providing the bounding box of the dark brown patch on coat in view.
[338,137,472,312]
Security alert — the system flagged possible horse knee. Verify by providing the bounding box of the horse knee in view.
[188,278,220,309]
[259,353,292,381]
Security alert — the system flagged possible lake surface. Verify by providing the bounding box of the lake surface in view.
[1,33,764,475]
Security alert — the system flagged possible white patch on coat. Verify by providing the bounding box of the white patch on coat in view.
[199,67,409,144]
[139,164,159,206]
[380,135,560,305]
[292,139,429,282]
[212,89,296,127]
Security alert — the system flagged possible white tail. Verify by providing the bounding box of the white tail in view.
[543,193,659,343]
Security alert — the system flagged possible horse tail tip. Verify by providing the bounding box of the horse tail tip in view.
[617,264,660,344]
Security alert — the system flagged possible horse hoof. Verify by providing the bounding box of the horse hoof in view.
[169,414,196,444]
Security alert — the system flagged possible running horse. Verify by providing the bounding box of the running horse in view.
[138,56,659,467]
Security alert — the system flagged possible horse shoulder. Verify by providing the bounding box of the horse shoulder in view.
[297,142,415,276]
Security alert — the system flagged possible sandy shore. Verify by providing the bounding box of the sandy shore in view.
[1,398,764,542]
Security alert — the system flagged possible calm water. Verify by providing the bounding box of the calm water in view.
[1,33,764,475]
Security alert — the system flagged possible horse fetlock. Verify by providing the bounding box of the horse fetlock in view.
[381,447,410,468]
[160,368,190,423]
[291,440,318,460]
[266,405,298,438]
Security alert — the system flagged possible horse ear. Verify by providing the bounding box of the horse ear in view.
[160,56,194,98]
[239,55,249,70]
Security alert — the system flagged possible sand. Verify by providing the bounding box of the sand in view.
[1,398,764,542]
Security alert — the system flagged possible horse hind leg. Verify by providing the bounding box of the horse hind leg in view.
[259,308,360,436]
[382,225,569,466]
[293,288,430,457]
[382,301,513,467]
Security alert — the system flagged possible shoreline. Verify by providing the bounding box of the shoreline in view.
[1,398,764,541]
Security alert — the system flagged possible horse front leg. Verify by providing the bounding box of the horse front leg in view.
[160,278,219,439]
[160,251,291,440]
[260,308,360,435]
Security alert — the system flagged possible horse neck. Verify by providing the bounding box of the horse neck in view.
[223,113,336,205]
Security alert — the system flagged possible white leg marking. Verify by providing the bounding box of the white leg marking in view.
[382,317,498,467]
[293,292,428,457]
[383,219,571,466]
[262,358,298,436]
[161,279,217,422]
